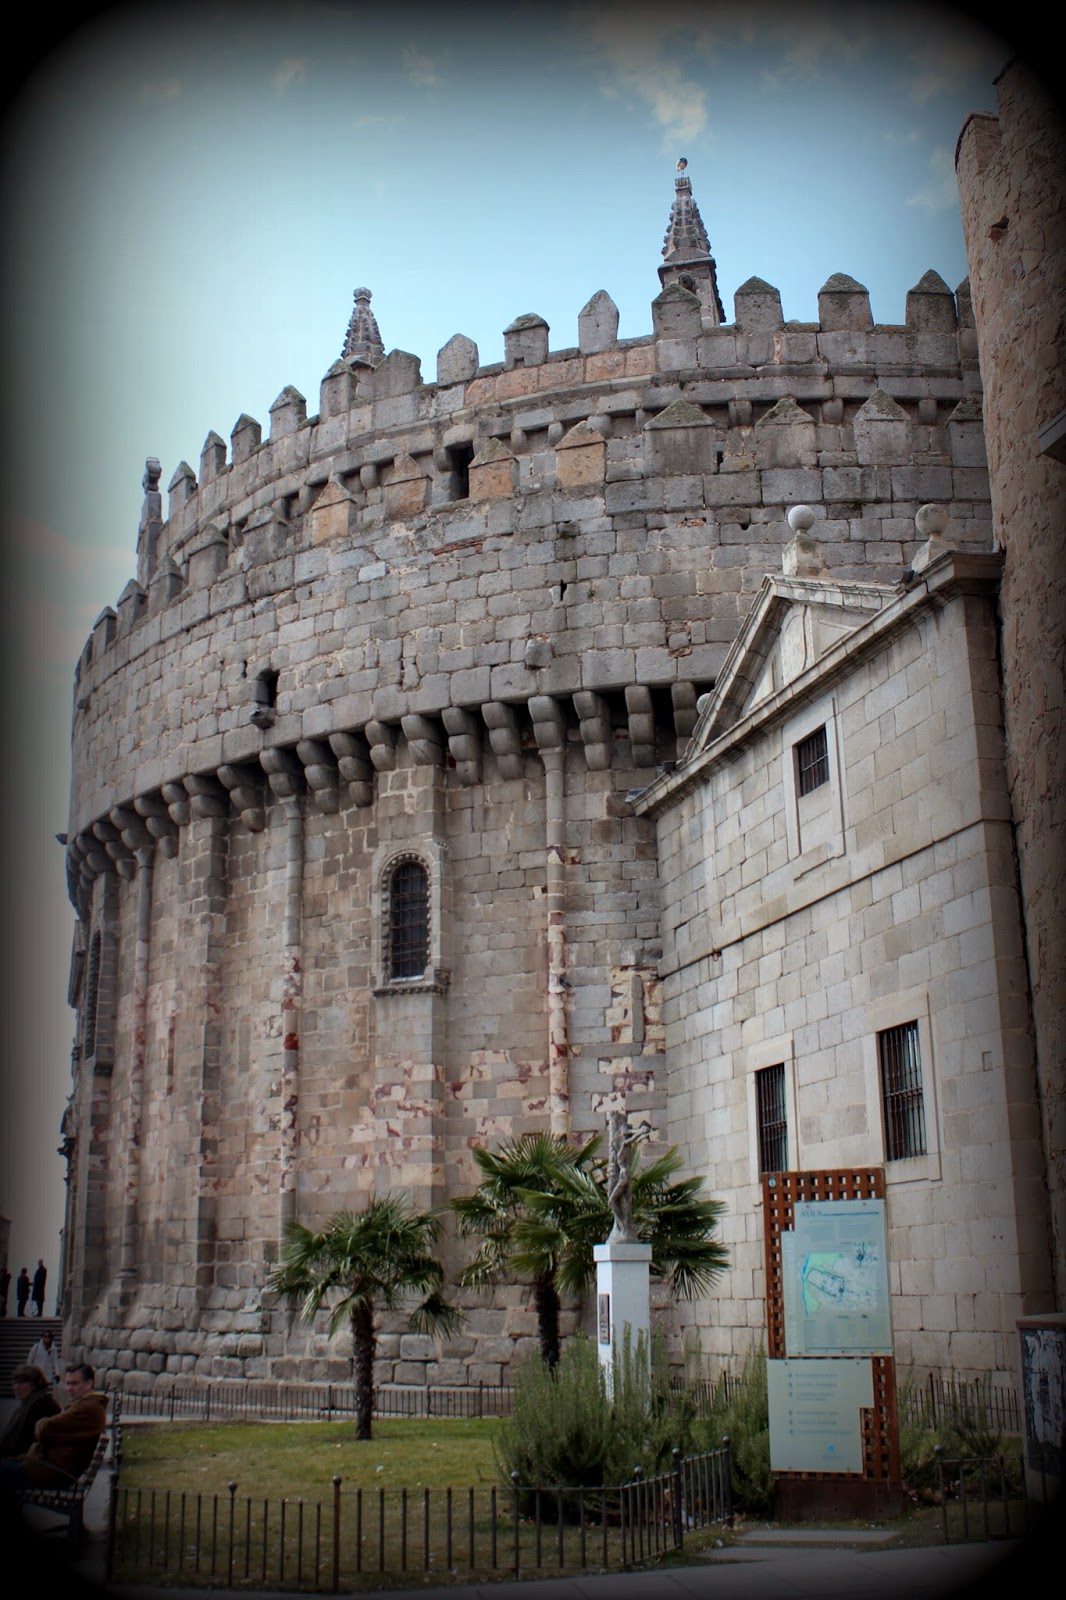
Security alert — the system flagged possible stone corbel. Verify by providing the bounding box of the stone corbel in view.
[217,763,266,831]
[442,707,482,786]
[573,691,612,771]
[482,702,523,779]
[296,739,340,813]
[329,731,374,806]
[261,746,305,802]
[134,792,180,859]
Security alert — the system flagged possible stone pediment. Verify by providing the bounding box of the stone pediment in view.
[685,573,895,756]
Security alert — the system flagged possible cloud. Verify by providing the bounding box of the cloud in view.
[402,45,439,87]
[884,128,922,145]
[273,57,309,93]
[139,79,182,103]
[571,5,713,145]
[905,146,958,211]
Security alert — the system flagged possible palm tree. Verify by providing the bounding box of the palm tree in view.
[452,1134,728,1367]
[451,1133,600,1368]
[267,1195,458,1440]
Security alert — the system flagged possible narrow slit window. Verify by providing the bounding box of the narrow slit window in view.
[795,725,829,796]
[755,1063,788,1173]
[879,1020,927,1160]
[446,443,475,501]
[388,860,429,979]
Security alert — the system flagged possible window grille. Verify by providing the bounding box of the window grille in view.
[795,725,829,795]
[84,931,101,1055]
[755,1063,788,1173]
[879,1020,927,1159]
[387,860,429,979]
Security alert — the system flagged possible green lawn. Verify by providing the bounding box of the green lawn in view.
[121,1416,501,1498]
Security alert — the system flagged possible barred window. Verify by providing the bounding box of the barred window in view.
[795,725,829,796]
[755,1063,788,1173]
[84,931,102,1056]
[879,1021,927,1160]
[387,860,429,980]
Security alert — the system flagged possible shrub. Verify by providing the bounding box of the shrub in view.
[495,1330,695,1502]
[694,1345,772,1514]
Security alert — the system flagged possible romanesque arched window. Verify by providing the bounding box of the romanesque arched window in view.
[83,930,102,1057]
[386,858,430,980]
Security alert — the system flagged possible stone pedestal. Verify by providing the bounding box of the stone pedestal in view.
[594,1238,652,1385]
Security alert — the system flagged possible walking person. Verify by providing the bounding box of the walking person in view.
[0,1266,9,1316]
[27,1328,61,1385]
[31,1259,47,1317]
[15,1268,30,1317]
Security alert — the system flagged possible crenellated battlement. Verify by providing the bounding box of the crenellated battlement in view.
[68,247,989,918]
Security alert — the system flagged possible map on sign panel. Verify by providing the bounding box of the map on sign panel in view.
[782,1199,893,1357]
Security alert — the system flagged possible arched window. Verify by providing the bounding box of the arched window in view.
[84,931,102,1056]
[387,859,429,979]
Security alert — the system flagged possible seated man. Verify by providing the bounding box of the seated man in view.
[0,1365,60,1459]
[0,1363,107,1491]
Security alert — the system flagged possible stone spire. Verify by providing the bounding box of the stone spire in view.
[341,286,385,367]
[658,161,725,325]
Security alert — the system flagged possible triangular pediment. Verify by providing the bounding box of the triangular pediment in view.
[685,574,895,757]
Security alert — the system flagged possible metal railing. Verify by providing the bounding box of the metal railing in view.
[934,1447,1027,1544]
[900,1374,1020,1436]
[115,1378,515,1424]
[106,1441,733,1588]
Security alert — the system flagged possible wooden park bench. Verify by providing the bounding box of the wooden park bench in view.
[16,1390,121,1554]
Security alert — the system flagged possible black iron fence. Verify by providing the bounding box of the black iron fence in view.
[934,1448,1029,1544]
[115,1379,515,1424]
[106,1443,733,1588]
[113,1366,1018,1435]
[899,1374,1020,1436]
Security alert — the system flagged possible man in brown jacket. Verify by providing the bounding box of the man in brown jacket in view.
[0,1363,107,1490]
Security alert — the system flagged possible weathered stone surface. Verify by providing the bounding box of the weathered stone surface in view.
[62,155,1051,1397]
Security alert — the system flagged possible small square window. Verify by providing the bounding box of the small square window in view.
[755,1062,788,1173]
[879,1021,927,1160]
[795,726,829,796]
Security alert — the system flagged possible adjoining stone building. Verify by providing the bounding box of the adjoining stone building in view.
[60,137,1058,1388]
[635,535,1052,1378]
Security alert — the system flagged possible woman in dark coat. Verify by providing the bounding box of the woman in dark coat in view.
[15,1269,30,1317]
[0,1364,60,1457]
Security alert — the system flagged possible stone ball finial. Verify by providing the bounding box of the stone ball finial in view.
[787,504,817,533]
[354,287,372,302]
[915,503,950,538]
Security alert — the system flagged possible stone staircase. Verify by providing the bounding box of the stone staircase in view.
[0,1316,63,1386]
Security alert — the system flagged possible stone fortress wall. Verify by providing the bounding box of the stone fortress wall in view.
[63,171,995,1385]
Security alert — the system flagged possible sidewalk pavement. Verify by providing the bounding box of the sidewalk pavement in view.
[64,1534,1033,1600]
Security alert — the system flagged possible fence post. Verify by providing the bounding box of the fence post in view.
[929,1371,937,1430]
[205,1386,211,1424]
[332,1476,341,1592]
[226,1482,237,1587]
[672,1447,684,1549]
[105,1467,120,1582]
[935,1445,947,1544]
[511,1472,521,1578]
[722,1435,733,1526]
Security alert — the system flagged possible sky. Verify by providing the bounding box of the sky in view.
[0,0,1015,1308]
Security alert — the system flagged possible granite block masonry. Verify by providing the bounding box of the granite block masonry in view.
[59,157,1055,1393]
